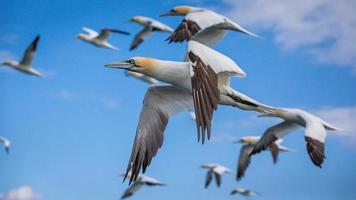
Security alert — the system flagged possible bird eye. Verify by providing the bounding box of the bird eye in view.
[128,59,135,65]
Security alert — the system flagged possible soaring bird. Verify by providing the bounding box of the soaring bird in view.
[129,16,173,50]
[125,71,159,85]
[231,187,259,197]
[1,35,43,77]
[161,5,260,47]
[251,108,344,168]
[121,172,165,199]
[0,136,11,154]
[77,27,129,50]
[235,136,292,180]
[105,40,272,183]
[201,163,231,188]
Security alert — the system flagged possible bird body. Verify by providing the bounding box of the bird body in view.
[231,188,259,196]
[77,27,129,50]
[1,36,43,77]
[0,136,11,154]
[201,163,230,188]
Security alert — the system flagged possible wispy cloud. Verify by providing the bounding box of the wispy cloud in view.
[210,132,237,143]
[223,0,356,72]
[0,50,16,61]
[0,186,42,200]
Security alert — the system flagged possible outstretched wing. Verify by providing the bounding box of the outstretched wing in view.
[121,181,143,199]
[304,119,327,167]
[205,170,213,188]
[20,35,40,66]
[251,121,299,156]
[124,86,193,183]
[236,144,253,180]
[130,26,153,51]
[96,28,129,41]
[82,27,99,37]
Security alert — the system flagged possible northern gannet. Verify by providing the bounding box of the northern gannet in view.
[235,136,291,180]
[125,71,159,85]
[231,187,259,197]
[161,5,260,47]
[201,163,231,188]
[77,27,129,50]
[0,136,11,154]
[129,16,173,50]
[251,108,344,167]
[121,172,165,199]
[106,40,272,183]
[1,35,43,77]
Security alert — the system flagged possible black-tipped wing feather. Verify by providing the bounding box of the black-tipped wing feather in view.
[96,28,129,41]
[20,35,40,66]
[305,137,325,167]
[130,26,153,51]
[168,20,200,43]
[237,144,253,180]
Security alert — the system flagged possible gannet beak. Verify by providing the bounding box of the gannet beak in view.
[105,61,133,69]
[160,11,175,17]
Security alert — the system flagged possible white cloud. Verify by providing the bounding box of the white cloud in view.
[210,132,237,143]
[223,0,356,71]
[0,186,42,200]
[0,50,16,61]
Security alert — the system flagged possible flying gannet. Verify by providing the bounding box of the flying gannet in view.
[1,35,43,77]
[105,40,272,183]
[125,71,159,85]
[121,172,165,199]
[201,163,231,188]
[250,108,344,168]
[77,27,129,50]
[129,16,173,50]
[160,5,260,47]
[0,136,11,154]
[235,136,291,180]
[231,187,259,197]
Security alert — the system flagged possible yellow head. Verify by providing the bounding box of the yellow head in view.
[160,5,203,16]
[105,57,158,74]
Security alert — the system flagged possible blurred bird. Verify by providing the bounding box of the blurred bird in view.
[121,172,165,199]
[0,136,11,154]
[129,16,173,50]
[77,27,129,50]
[106,40,272,183]
[161,5,260,47]
[125,71,158,85]
[201,163,231,188]
[1,35,43,77]
[235,136,292,180]
[231,187,259,197]
[251,108,344,168]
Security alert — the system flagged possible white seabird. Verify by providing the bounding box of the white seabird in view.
[251,108,344,167]
[235,136,292,180]
[1,35,43,77]
[129,16,173,50]
[231,187,259,197]
[125,71,158,85]
[77,27,129,50]
[121,172,165,199]
[201,163,231,188]
[105,40,272,183]
[161,5,260,47]
[0,136,11,154]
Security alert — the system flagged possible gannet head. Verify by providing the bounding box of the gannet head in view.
[76,34,89,41]
[130,16,150,25]
[160,5,204,16]
[105,57,158,74]
[237,136,259,144]
[2,60,17,67]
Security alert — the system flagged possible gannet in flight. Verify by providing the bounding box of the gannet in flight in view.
[121,172,165,199]
[1,35,43,77]
[250,108,344,168]
[161,5,260,47]
[77,27,129,50]
[106,40,272,183]
[231,187,259,197]
[201,163,231,188]
[129,16,173,50]
[0,136,11,154]
[125,71,158,85]
[235,136,291,180]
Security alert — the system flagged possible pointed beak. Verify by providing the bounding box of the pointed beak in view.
[160,11,175,17]
[105,61,133,70]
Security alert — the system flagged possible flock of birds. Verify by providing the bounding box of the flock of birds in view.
[1,5,346,199]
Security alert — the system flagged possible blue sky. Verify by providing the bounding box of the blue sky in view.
[1,0,356,200]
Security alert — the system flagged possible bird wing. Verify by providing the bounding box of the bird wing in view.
[121,181,143,199]
[224,18,260,38]
[124,86,194,183]
[236,144,254,180]
[82,27,99,37]
[19,35,40,66]
[251,121,300,156]
[205,170,213,188]
[150,20,174,32]
[130,26,154,51]
[140,175,164,186]
[125,71,158,84]
[213,172,222,187]
[303,117,327,167]
[168,10,224,43]
[187,40,245,144]
[96,28,129,41]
